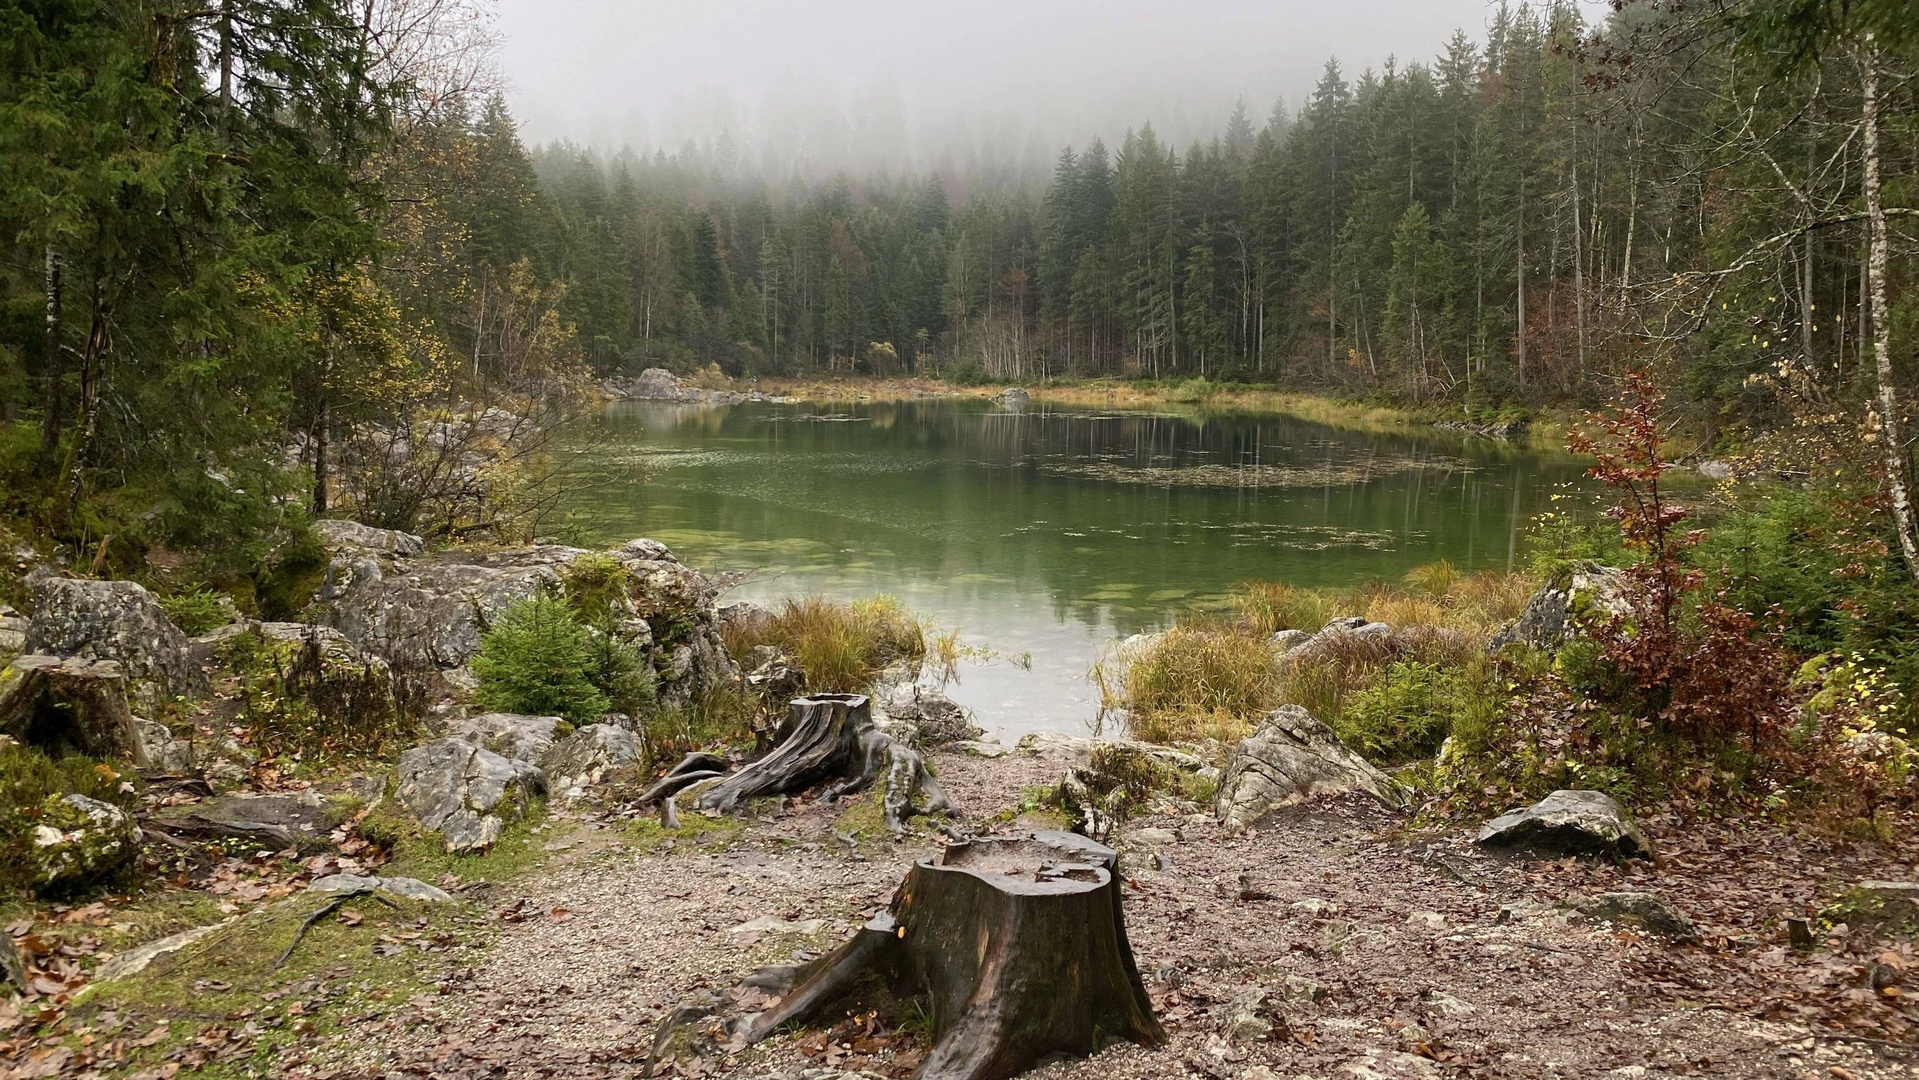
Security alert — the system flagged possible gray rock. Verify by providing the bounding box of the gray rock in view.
[1696,459,1735,482]
[133,718,192,772]
[319,545,586,669]
[25,577,206,706]
[1269,629,1314,653]
[997,387,1031,407]
[878,681,981,746]
[1322,616,1369,632]
[29,793,140,892]
[1573,891,1697,941]
[313,519,425,558]
[618,537,677,562]
[1215,705,1408,830]
[1488,565,1625,652]
[745,649,805,703]
[541,723,641,799]
[1351,621,1393,639]
[718,600,774,640]
[626,367,692,400]
[91,922,225,983]
[1216,988,1279,1044]
[452,712,563,763]
[310,873,455,903]
[395,737,546,853]
[1475,789,1654,861]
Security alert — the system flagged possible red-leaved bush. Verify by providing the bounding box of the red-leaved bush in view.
[1569,369,1795,751]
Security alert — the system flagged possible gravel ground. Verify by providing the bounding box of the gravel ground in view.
[293,745,1916,1080]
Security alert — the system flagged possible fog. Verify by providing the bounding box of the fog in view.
[496,0,1532,181]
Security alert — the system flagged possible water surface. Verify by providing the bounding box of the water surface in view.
[561,399,1593,737]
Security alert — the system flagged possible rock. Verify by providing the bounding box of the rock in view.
[1422,989,1477,1017]
[29,793,140,892]
[170,791,335,852]
[877,681,981,746]
[1488,564,1626,652]
[319,545,588,669]
[1573,891,1698,941]
[1279,974,1330,1004]
[996,387,1031,407]
[1291,897,1340,918]
[956,739,1009,758]
[91,923,226,983]
[24,577,206,707]
[1475,789,1654,861]
[718,600,774,640]
[310,873,456,903]
[0,605,25,656]
[1216,988,1280,1044]
[1322,616,1369,632]
[1214,705,1409,830]
[1824,881,1919,938]
[1124,826,1179,849]
[627,367,692,400]
[133,717,192,772]
[313,519,425,558]
[1351,621,1393,639]
[1269,628,1314,653]
[1696,459,1735,482]
[395,737,546,853]
[1338,1050,1441,1080]
[1406,910,1447,929]
[0,654,147,765]
[541,723,641,799]
[745,650,805,704]
[452,712,563,763]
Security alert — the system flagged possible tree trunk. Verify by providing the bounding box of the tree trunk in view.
[693,694,951,833]
[740,830,1164,1080]
[40,247,62,463]
[1861,44,1919,581]
[0,655,147,767]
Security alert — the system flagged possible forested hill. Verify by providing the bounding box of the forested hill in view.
[520,0,1915,421]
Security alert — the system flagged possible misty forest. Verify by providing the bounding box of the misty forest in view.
[5,0,1919,1078]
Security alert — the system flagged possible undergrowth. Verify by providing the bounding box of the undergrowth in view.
[723,595,925,693]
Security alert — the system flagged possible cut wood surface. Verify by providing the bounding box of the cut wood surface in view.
[743,830,1163,1080]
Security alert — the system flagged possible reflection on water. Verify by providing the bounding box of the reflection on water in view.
[560,399,1593,737]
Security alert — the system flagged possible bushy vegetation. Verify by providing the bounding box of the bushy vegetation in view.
[1109,624,1280,743]
[727,595,925,693]
[472,593,613,725]
[155,588,236,635]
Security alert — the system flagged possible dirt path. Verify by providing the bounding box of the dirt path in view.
[303,748,1912,1080]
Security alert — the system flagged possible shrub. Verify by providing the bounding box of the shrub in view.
[471,593,610,725]
[223,630,426,764]
[1234,582,1336,635]
[732,595,925,693]
[1336,661,1459,763]
[157,588,236,635]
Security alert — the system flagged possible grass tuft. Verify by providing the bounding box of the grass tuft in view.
[725,595,925,693]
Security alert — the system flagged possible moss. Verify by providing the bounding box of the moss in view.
[0,744,139,893]
[623,810,748,853]
[1821,884,1919,939]
[989,786,1075,829]
[72,890,489,1075]
[359,798,557,883]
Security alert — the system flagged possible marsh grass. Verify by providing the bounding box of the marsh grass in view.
[726,595,925,693]
[1108,623,1280,743]
[1236,565,1533,640]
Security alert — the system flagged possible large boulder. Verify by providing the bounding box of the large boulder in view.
[1488,565,1626,652]
[453,712,563,763]
[312,519,424,558]
[1475,789,1654,861]
[395,737,546,853]
[878,681,982,746]
[1215,706,1408,830]
[318,544,586,669]
[165,791,336,853]
[29,793,140,893]
[25,576,206,707]
[541,723,642,800]
[0,603,25,656]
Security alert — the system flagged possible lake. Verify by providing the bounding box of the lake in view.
[560,398,1595,737]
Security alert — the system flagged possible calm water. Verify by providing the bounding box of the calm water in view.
[561,399,1594,737]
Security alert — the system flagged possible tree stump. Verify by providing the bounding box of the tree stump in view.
[694,694,950,833]
[0,655,147,766]
[741,830,1164,1080]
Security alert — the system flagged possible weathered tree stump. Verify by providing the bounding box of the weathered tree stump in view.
[741,830,1164,1080]
[694,694,950,833]
[0,654,147,766]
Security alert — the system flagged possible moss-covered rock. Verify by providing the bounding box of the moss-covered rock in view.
[30,792,140,892]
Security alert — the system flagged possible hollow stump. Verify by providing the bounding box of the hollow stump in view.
[743,830,1163,1080]
[0,654,146,766]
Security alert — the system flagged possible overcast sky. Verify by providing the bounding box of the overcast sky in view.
[494,0,1553,178]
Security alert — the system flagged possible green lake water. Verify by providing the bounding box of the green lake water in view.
[560,398,1595,737]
